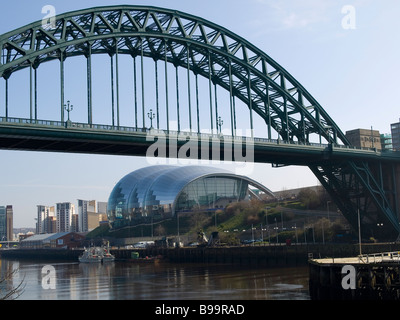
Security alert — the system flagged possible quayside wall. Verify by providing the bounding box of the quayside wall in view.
[309,254,400,300]
[0,248,84,261]
[136,243,400,266]
[2,243,400,267]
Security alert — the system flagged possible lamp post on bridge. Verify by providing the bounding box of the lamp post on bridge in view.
[217,116,223,134]
[64,100,73,128]
[147,108,156,129]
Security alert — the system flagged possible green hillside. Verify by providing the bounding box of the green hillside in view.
[87,192,350,244]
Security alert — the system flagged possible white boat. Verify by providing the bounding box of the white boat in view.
[78,244,115,263]
[101,246,115,262]
[79,247,103,263]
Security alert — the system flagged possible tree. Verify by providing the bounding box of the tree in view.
[298,188,320,209]
[314,218,334,242]
[0,268,25,300]
[189,209,212,233]
[154,224,166,236]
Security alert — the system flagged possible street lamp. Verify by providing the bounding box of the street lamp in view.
[251,224,255,246]
[326,200,331,221]
[292,224,298,244]
[147,108,156,129]
[64,100,73,127]
[217,116,223,134]
[260,223,264,243]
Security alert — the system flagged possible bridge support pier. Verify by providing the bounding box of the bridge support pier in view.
[311,159,400,241]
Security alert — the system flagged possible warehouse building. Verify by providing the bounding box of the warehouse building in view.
[20,232,85,249]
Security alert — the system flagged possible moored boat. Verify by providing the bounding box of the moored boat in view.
[79,247,102,263]
[101,242,115,262]
[78,244,115,263]
[101,247,115,262]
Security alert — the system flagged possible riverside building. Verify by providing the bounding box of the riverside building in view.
[78,200,108,232]
[391,119,400,151]
[77,200,96,232]
[345,128,382,151]
[36,205,55,234]
[107,165,276,229]
[380,133,393,152]
[0,205,13,241]
[56,202,75,233]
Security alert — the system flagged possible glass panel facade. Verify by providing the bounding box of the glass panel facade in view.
[391,121,400,151]
[107,166,174,227]
[175,177,248,212]
[107,165,273,229]
[0,206,6,240]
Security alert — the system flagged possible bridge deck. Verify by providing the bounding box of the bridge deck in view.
[1,117,399,164]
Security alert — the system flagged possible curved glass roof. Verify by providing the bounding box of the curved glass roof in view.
[109,166,227,212]
[107,165,276,222]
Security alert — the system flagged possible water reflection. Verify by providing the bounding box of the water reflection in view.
[0,259,309,300]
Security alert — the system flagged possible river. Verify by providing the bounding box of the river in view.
[0,259,310,300]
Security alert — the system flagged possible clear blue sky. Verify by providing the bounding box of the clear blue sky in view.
[1,0,399,227]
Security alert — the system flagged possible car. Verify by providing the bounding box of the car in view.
[241,239,255,244]
[133,241,155,248]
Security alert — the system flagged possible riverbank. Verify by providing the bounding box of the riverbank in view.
[0,248,84,261]
[309,252,400,300]
[141,243,400,266]
[2,243,400,266]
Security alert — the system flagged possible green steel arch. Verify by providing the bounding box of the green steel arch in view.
[0,5,347,145]
[0,5,399,239]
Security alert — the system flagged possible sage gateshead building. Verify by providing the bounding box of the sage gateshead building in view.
[107,166,276,229]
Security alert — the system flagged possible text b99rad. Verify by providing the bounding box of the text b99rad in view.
[199,305,244,315]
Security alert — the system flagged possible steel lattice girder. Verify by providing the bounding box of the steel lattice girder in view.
[0,5,347,146]
[310,161,400,238]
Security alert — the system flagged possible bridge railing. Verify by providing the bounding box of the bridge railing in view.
[358,251,400,264]
[1,116,397,155]
[0,116,330,147]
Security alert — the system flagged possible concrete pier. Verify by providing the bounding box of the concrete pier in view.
[309,252,400,300]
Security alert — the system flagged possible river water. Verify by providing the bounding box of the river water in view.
[0,259,310,300]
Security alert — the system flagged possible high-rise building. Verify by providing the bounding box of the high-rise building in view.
[97,202,108,214]
[49,216,57,233]
[6,206,13,242]
[380,133,393,152]
[0,207,5,240]
[36,205,55,234]
[97,202,109,227]
[71,213,79,232]
[345,128,382,151]
[78,200,96,232]
[0,205,13,241]
[391,119,400,151]
[77,200,108,232]
[56,202,75,232]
